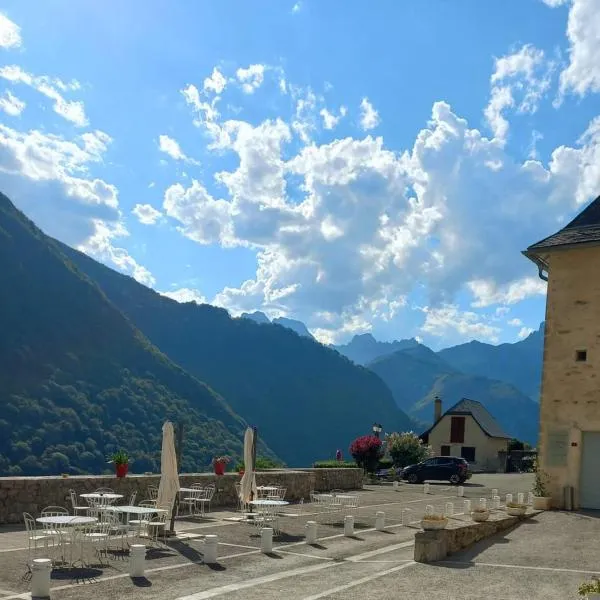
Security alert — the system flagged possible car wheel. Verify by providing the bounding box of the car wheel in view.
[449,474,460,484]
[407,473,419,484]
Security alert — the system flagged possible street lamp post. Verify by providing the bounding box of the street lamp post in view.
[372,423,383,439]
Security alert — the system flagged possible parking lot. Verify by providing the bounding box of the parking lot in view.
[6,472,595,600]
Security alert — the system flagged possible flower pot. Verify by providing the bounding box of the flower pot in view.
[506,506,526,516]
[115,463,128,478]
[421,518,448,530]
[471,510,490,522]
[239,469,245,476]
[532,496,551,510]
[214,461,226,476]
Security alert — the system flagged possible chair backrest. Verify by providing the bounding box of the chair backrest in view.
[95,487,114,493]
[41,506,69,516]
[191,483,204,490]
[69,489,78,508]
[147,486,158,500]
[23,512,36,534]
[129,490,137,506]
[139,499,156,508]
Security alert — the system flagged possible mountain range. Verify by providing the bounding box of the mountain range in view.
[0,190,543,475]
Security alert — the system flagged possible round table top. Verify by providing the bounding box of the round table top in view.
[249,500,289,506]
[102,505,167,515]
[37,515,97,525]
[257,486,279,491]
[80,493,123,500]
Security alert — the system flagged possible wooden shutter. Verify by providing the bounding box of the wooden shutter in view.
[450,417,465,444]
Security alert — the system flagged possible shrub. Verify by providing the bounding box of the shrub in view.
[579,577,600,596]
[349,435,383,473]
[386,432,430,468]
[235,456,285,471]
[313,460,357,468]
[377,458,394,470]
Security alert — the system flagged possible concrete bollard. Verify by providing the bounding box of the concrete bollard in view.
[260,528,273,554]
[129,544,146,577]
[305,521,318,544]
[203,535,218,564]
[375,511,385,531]
[423,483,430,494]
[393,481,399,490]
[492,488,498,499]
[31,558,52,598]
[506,493,513,505]
[401,508,412,526]
[463,499,471,514]
[457,486,464,497]
[479,498,487,510]
[517,493,525,505]
[527,492,534,506]
[445,502,454,517]
[344,515,354,537]
[492,496,501,510]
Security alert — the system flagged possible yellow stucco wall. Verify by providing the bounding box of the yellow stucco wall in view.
[428,414,508,471]
[538,245,600,508]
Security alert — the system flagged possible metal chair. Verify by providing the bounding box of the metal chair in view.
[78,520,112,566]
[147,485,158,501]
[95,487,114,494]
[146,508,169,547]
[69,489,89,515]
[178,486,202,516]
[196,484,215,516]
[128,500,156,540]
[128,490,137,506]
[23,512,52,569]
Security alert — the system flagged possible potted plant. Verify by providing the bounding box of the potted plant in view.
[108,450,129,478]
[212,455,231,476]
[578,577,600,598]
[471,507,490,522]
[505,502,527,516]
[532,468,552,510]
[421,513,448,530]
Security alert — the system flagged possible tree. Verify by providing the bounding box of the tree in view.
[349,435,383,473]
[386,432,430,468]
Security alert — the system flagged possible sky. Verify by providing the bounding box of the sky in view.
[1,0,599,349]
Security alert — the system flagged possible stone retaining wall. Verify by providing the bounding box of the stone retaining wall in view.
[0,468,363,524]
[414,509,539,563]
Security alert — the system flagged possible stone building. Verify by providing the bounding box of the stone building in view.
[523,194,600,509]
[421,397,509,472]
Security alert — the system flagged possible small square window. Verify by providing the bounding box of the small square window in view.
[576,350,587,362]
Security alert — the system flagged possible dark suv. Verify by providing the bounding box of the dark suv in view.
[401,456,471,484]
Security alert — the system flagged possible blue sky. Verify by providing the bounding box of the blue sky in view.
[1,0,599,348]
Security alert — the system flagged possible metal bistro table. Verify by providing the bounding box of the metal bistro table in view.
[36,515,97,566]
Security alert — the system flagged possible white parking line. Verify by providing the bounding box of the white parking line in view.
[301,561,416,600]
[440,560,600,576]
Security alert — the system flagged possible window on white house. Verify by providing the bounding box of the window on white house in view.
[576,349,587,362]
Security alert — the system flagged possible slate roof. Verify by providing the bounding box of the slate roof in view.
[524,194,600,255]
[421,398,510,440]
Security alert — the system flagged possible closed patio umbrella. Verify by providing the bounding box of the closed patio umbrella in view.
[239,427,258,506]
[157,421,180,520]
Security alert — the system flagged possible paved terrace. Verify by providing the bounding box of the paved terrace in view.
[3,473,594,600]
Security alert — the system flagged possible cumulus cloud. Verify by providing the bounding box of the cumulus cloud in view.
[421,305,501,342]
[559,0,600,96]
[320,106,347,130]
[0,65,87,126]
[0,13,21,49]
[132,203,162,225]
[292,2,302,13]
[0,90,25,116]
[485,45,553,140]
[158,134,200,165]
[508,318,524,327]
[518,326,535,339]
[359,97,380,130]
[467,277,547,307]
[161,287,207,304]
[236,64,265,94]
[541,0,569,6]
[203,67,227,95]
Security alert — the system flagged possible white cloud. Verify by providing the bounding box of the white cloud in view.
[0,90,25,116]
[292,2,302,13]
[0,65,87,126]
[359,97,380,131]
[158,134,200,165]
[236,64,265,94]
[518,326,535,339]
[559,0,600,96]
[0,13,21,49]
[541,0,569,6]
[320,106,347,130]
[181,83,231,149]
[421,304,501,342]
[508,318,524,327]
[485,45,553,140]
[161,287,207,304]
[467,277,547,307]
[132,203,162,225]
[203,67,227,95]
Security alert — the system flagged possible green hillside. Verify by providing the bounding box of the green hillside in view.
[0,192,261,476]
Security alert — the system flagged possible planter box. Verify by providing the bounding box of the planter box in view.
[532,496,551,510]
[421,518,448,530]
[506,506,527,516]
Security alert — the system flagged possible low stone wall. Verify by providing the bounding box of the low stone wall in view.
[414,509,539,563]
[0,468,363,525]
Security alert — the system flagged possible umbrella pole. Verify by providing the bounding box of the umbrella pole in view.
[168,423,184,534]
